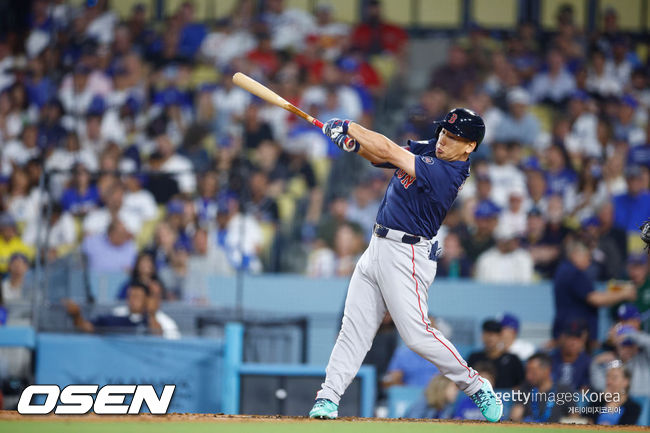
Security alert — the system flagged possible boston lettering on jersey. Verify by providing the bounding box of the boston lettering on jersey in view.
[375,139,470,239]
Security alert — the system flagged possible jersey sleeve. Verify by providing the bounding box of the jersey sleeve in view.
[407,139,431,155]
[414,155,451,198]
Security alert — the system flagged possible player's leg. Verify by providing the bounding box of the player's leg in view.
[376,240,481,393]
[376,239,502,421]
[313,240,387,414]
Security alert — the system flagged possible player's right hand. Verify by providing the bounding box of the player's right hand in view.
[322,118,359,153]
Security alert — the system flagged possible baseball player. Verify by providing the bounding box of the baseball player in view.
[309,109,503,422]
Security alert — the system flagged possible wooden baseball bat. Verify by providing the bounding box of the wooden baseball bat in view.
[232,72,353,145]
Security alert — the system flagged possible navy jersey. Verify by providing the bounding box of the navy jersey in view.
[375,139,470,238]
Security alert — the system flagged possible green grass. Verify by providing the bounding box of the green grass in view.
[2,421,647,433]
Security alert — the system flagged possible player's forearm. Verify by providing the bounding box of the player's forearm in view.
[348,122,397,161]
[358,146,386,164]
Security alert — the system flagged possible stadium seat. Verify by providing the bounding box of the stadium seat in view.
[597,0,643,32]
[632,396,650,426]
[415,0,462,28]
[380,0,412,26]
[471,0,518,28]
[541,0,587,30]
[89,271,129,302]
[387,385,424,418]
[277,193,297,226]
[310,158,331,187]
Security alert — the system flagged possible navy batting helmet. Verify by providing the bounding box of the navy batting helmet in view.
[433,108,485,149]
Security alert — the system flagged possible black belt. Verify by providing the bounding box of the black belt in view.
[373,224,422,245]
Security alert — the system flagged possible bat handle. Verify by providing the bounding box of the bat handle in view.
[311,118,354,146]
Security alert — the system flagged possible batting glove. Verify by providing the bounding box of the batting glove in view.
[322,118,349,137]
[322,119,359,153]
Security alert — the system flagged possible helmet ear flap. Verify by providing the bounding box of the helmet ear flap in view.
[433,124,442,141]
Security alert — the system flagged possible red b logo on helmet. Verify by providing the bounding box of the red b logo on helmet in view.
[448,113,458,124]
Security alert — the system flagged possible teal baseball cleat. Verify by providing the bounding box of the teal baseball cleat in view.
[470,379,503,422]
[309,398,339,419]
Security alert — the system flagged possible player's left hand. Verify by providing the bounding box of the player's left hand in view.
[322,118,349,137]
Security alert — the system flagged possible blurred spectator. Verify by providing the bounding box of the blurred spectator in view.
[550,320,591,390]
[463,200,498,262]
[122,171,158,223]
[498,187,527,238]
[22,203,77,262]
[82,219,137,273]
[176,1,207,58]
[590,325,650,397]
[488,141,526,208]
[431,45,475,96]
[242,103,274,150]
[185,227,234,300]
[510,352,576,423]
[2,124,40,168]
[195,170,220,226]
[545,145,577,202]
[59,163,100,216]
[213,194,263,273]
[612,165,650,231]
[614,96,645,147]
[46,133,99,197]
[199,6,256,69]
[148,221,178,271]
[83,182,141,236]
[403,374,457,419]
[307,223,364,277]
[352,0,407,56]
[626,254,650,331]
[436,232,471,278]
[565,92,600,159]
[159,246,188,299]
[0,214,33,276]
[522,207,561,278]
[0,253,32,305]
[475,223,533,283]
[247,32,281,78]
[5,167,38,227]
[566,159,608,222]
[530,49,576,106]
[311,1,349,61]
[493,88,540,147]
[117,251,159,300]
[64,281,178,338]
[586,362,641,425]
[586,48,621,98]
[524,169,548,213]
[262,0,315,52]
[153,134,196,195]
[500,313,535,362]
[467,319,524,389]
[552,240,636,343]
[346,177,381,240]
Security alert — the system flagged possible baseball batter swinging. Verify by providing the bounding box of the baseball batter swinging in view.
[309,108,503,422]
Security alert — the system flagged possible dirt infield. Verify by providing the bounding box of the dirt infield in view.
[1,411,649,431]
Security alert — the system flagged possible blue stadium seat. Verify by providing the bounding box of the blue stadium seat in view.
[387,385,424,418]
[631,396,650,427]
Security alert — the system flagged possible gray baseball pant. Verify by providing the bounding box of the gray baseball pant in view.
[316,232,483,405]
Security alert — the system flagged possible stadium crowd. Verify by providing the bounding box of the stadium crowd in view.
[0,0,649,422]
